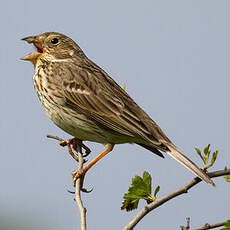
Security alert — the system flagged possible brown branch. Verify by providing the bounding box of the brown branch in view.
[122,169,230,230]
[47,134,87,230]
[192,221,226,230]
[74,144,87,230]
[181,218,226,230]
[46,134,64,142]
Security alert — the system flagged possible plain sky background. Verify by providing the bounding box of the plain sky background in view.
[1,0,230,229]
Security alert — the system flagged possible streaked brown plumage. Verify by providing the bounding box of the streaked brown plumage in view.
[21,32,215,186]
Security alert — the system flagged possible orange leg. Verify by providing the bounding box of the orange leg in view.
[72,143,114,186]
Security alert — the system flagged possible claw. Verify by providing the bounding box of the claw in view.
[81,187,93,193]
[58,138,91,162]
[72,138,91,157]
[59,139,79,162]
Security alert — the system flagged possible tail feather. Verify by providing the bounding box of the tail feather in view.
[165,144,215,186]
[137,143,165,158]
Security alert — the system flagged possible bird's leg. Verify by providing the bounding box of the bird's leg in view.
[60,138,93,192]
[72,143,114,186]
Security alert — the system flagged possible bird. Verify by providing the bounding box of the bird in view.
[21,32,215,186]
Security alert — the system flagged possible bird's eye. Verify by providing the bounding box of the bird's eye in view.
[51,38,59,44]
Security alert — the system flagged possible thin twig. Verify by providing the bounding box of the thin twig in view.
[47,134,87,230]
[46,134,64,142]
[192,221,226,230]
[181,217,190,230]
[75,144,87,230]
[122,169,230,230]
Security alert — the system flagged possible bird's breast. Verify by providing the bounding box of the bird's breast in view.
[33,65,65,114]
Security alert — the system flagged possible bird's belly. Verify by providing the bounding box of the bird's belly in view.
[46,106,106,142]
[44,103,136,144]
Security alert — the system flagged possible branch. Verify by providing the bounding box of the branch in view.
[192,221,226,230]
[181,217,226,230]
[74,145,87,230]
[122,169,230,230]
[47,134,87,230]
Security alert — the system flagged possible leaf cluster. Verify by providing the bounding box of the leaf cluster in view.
[195,144,218,170]
[121,171,160,211]
[221,220,230,230]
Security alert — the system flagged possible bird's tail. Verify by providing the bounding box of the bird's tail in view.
[165,143,215,186]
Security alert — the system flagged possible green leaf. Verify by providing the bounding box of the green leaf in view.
[195,147,205,164]
[220,220,230,230]
[224,167,230,182]
[212,151,218,164]
[203,144,211,166]
[130,176,149,197]
[194,147,201,155]
[204,144,210,155]
[154,186,160,197]
[121,198,139,211]
[206,150,218,169]
[121,84,126,91]
[225,220,230,226]
[142,171,152,195]
[121,171,155,211]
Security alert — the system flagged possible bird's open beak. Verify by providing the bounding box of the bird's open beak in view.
[21,36,44,64]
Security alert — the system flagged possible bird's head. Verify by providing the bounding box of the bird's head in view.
[21,32,85,65]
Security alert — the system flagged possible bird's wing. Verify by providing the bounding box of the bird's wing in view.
[57,60,166,147]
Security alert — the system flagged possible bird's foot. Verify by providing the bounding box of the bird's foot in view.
[59,138,91,162]
[59,138,80,162]
[46,134,92,189]
[72,168,86,187]
[71,138,91,157]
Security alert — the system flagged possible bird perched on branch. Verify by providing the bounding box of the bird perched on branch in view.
[21,32,214,186]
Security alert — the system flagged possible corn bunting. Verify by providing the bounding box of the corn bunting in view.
[21,32,214,186]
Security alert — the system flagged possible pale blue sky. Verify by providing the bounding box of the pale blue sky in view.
[1,1,230,229]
